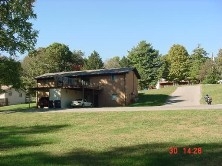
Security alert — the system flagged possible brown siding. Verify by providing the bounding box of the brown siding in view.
[125,71,139,105]
[35,70,139,107]
[90,74,125,107]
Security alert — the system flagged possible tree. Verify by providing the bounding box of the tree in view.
[83,51,104,70]
[43,43,73,72]
[188,45,208,83]
[215,49,222,79]
[119,56,131,67]
[21,43,84,91]
[157,54,170,80]
[127,41,161,89]
[21,47,48,91]
[199,59,219,84]
[71,50,85,70]
[167,44,189,82]
[104,56,121,69]
[0,0,38,55]
[0,55,21,88]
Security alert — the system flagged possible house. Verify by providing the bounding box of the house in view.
[0,86,26,106]
[156,78,189,89]
[34,67,141,108]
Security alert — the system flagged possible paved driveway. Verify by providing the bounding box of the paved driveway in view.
[165,85,201,106]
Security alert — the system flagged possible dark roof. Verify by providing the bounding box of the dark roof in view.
[35,67,141,80]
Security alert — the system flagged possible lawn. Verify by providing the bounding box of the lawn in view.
[0,110,222,166]
[0,103,36,112]
[131,86,177,106]
[201,84,222,104]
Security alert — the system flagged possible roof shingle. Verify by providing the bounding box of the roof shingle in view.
[35,67,141,79]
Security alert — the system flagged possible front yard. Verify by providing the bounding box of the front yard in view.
[0,110,222,166]
[131,86,176,106]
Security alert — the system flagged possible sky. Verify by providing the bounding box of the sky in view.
[32,0,222,61]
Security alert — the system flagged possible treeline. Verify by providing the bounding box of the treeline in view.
[1,1,221,91]
[1,41,222,91]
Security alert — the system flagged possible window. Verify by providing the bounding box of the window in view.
[111,75,117,81]
[111,94,117,101]
[19,93,22,97]
[8,91,12,96]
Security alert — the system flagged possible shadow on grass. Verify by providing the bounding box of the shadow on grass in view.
[0,142,222,166]
[0,124,69,150]
[131,93,170,106]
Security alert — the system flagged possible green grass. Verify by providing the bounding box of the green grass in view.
[0,103,36,112]
[131,86,177,106]
[0,110,222,165]
[201,84,222,104]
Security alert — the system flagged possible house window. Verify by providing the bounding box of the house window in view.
[111,75,117,81]
[8,91,12,96]
[19,93,22,97]
[111,94,117,101]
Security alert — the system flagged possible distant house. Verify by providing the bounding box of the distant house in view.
[34,67,141,108]
[156,78,189,89]
[218,80,222,84]
[0,86,26,106]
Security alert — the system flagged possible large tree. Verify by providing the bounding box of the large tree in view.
[0,56,21,88]
[167,44,189,82]
[157,54,170,80]
[104,56,121,69]
[127,40,160,89]
[83,51,104,70]
[43,43,73,72]
[71,50,85,70]
[0,0,38,55]
[215,49,222,79]
[21,43,84,90]
[119,56,131,68]
[21,47,47,90]
[199,59,219,84]
[188,45,208,83]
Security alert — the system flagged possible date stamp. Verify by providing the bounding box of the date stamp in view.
[169,147,202,155]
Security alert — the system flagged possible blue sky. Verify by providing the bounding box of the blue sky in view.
[32,0,222,60]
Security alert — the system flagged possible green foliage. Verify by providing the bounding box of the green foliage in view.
[188,45,208,83]
[21,48,47,91]
[0,0,38,55]
[127,41,160,89]
[215,49,222,79]
[167,44,189,81]
[44,43,73,72]
[72,50,85,70]
[83,50,104,70]
[0,55,21,88]
[199,59,220,84]
[119,56,131,67]
[104,56,121,69]
[157,55,170,80]
[21,43,84,91]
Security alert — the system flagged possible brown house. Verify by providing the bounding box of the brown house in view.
[34,67,141,108]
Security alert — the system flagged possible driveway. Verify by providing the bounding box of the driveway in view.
[165,85,201,106]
